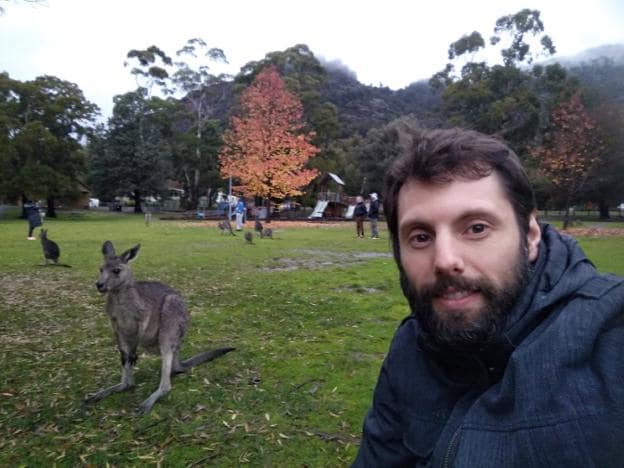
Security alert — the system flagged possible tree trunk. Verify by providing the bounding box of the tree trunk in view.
[598,200,610,220]
[192,168,200,210]
[46,196,57,218]
[562,192,574,230]
[133,189,143,213]
[265,197,272,223]
[562,211,570,230]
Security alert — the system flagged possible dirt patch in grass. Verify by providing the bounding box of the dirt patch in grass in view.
[261,250,392,272]
[174,220,353,229]
[566,227,624,237]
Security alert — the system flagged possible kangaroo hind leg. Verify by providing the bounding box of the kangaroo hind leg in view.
[85,348,136,403]
[136,349,174,415]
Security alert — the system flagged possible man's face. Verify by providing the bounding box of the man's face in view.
[396,174,540,348]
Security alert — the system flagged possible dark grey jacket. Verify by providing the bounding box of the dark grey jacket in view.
[354,224,624,467]
[24,201,42,228]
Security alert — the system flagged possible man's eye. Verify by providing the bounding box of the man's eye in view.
[409,232,432,247]
[467,223,488,235]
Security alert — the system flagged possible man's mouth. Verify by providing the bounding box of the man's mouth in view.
[433,287,481,311]
[436,287,478,300]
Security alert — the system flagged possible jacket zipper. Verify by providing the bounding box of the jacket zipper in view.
[443,427,461,468]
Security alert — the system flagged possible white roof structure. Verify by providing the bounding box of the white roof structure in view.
[328,172,345,186]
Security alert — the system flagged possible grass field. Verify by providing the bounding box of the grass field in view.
[1,213,623,466]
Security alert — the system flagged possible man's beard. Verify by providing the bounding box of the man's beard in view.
[401,243,529,354]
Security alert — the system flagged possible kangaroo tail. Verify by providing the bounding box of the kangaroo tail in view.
[180,347,235,371]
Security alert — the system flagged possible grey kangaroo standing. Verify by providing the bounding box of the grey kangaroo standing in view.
[39,229,71,267]
[86,241,234,414]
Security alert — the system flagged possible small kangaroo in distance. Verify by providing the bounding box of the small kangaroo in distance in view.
[218,219,235,236]
[85,241,234,414]
[39,229,71,267]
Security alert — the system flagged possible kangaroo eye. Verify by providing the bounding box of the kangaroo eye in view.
[113,268,121,275]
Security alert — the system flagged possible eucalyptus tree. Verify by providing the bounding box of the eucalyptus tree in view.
[170,38,231,209]
[430,9,567,154]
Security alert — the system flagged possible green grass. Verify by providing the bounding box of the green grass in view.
[0,214,622,466]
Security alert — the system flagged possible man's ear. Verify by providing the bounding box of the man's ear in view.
[526,211,541,262]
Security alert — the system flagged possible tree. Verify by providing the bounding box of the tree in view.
[579,101,624,219]
[236,44,340,166]
[171,38,230,209]
[219,66,319,216]
[490,9,555,66]
[530,93,605,229]
[89,91,173,213]
[0,73,98,215]
[430,9,566,155]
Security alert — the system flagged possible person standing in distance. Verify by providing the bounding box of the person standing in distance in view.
[368,192,380,239]
[354,195,368,239]
[24,199,42,240]
[234,197,246,231]
[353,126,624,467]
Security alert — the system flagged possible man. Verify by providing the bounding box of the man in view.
[23,199,42,240]
[368,193,380,239]
[353,127,624,467]
[354,195,368,238]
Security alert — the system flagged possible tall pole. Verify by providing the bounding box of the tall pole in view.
[227,176,232,220]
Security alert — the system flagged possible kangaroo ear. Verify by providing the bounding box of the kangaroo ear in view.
[102,241,116,259]
[121,244,140,263]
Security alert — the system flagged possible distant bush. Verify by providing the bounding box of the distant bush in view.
[0,205,20,219]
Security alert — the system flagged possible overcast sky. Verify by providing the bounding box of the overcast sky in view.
[1,0,623,120]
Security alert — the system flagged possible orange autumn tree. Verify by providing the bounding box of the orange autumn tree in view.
[219,66,319,217]
[531,92,605,229]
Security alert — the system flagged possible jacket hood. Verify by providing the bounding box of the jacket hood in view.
[504,223,597,345]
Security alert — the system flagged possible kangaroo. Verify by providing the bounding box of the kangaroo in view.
[254,217,263,235]
[85,241,234,414]
[218,219,235,236]
[262,227,273,239]
[244,231,254,244]
[39,229,71,267]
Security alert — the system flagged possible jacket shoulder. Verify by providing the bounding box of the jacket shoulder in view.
[575,273,624,299]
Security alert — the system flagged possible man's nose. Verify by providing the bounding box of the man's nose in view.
[433,234,465,275]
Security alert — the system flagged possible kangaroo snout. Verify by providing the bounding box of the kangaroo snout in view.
[96,282,107,293]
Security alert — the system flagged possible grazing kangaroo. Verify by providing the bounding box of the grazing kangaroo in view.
[254,217,263,235]
[86,241,234,414]
[262,228,273,239]
[39,229,71,267]
[218,219,235,236]
[244,231,254,244]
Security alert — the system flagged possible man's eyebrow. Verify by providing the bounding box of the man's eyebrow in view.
[399,208,502,233]
[455,208,502,223]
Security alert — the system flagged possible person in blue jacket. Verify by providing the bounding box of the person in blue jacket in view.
[23,199,42,240]
[234,197,246,231]
[353,127,624,467]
